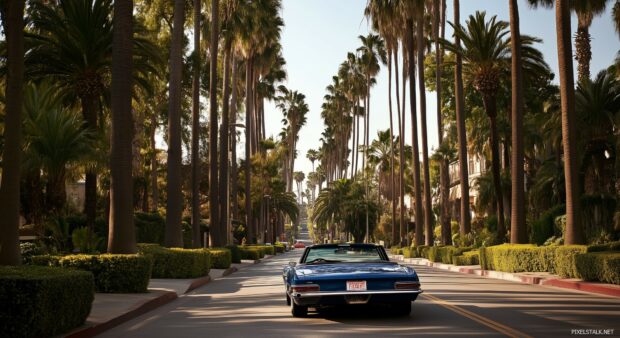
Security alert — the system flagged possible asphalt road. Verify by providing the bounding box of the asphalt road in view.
[100,235,620,337]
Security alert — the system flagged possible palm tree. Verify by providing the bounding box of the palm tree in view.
[0,0,25,265]
[189,0,202,249]
[614,1,620,38]
[108,0,136,254]
[528,0,609,81]
[208,0,223,247]
[306,149,319,172]
[509,0,527,244]
[165,0,186,247]
[453,0,471,238]
[443,11,548,241]
[555,0,584,244]
[294,171,305,204]
[415,1,433,246]
[277,86,309,194]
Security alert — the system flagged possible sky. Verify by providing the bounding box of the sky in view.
[262,0,619,192]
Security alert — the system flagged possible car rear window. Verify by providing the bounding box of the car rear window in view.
[303,246,384,263]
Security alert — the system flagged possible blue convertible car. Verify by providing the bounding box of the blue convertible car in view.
[283,243,422,317]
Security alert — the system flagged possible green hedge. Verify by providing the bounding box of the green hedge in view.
[479,244,544,272]
[274,243,286,253]
[32,254,153,293]
[575,252,620,285]
[226,245,242,263]
[138,244,210,278]
[239,247,261,260]
[453,250,479,265]
[539,245,588,277]
[206,248,232,269]
[428,246,473,264]
[0,265,94,337]
[587,241,620,252]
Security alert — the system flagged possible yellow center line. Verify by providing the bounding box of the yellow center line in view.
[422,293,533,338]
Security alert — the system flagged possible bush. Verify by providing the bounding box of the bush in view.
[575,252,620,285]
[531,205,565,245]
[138,244,210,278]
[453,250,479,265]
[274,243,286,253]
[239,247,261,260]
[0,265,94,337]
[135,212,166,245]
[539,245,587,277]
[226,245,242,263]
[20,242,43,264]
[32,254,153,293]
[479,244,544,272]
[206,248,232,269]
[428,246,473,264]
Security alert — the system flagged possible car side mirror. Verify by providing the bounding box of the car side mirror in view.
[288,261,297,267]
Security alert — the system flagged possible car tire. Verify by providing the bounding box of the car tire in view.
[291,300,308,317]
[393,301,411,316]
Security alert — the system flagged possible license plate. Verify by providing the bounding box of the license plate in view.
[346,280,367,291]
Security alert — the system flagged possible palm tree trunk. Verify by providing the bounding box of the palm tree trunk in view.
[574,24,591,82]
[483,94,506,240]
[0,0,24,265]
[46,169,67,213]
[108,0,136,254]
[191,0,202,248]
[509,0,527,244]
[388,49,397,246]
[394,45,406,246]
[454,0,471,237]
[230,59,239,223]
[219,43,233,246]
[555,0,583,244]
[435,0,451,246]
[245,57,255,244]
[417,9,433,247]
[165,0,186,247]
[150,112,159,212]
[83,96,98,232]
[407,18,424,248]
[209,0,221,247]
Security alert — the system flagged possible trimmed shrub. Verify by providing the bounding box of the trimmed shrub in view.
[480,244,544,273]
[0,265,94,337]
[274,243,286,253]
[575,252,620,285]
[226,245,242,263]
[539,245,587,277]
[453,250,479,265]
[390,246,401,255]
[428,246,473,264]
[138,244,211,278]
[206,248,232,269]
[32,254,153,293]
[239,247,261,260]
[401,247,412,258]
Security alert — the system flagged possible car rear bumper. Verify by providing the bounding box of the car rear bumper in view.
[289,289,423,306]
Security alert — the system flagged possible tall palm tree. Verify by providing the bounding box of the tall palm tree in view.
[555,0,584,244]
[190,0,202,248]
[209,0,223,247]
[433,0,451,246]
[108,0,136,254]
[443,12,547,241]
[0,0,25,265]
[614,1,620,38]
[165,0,186,247]
[528,0,609,82]
[453,0,471,238]
[416,1,433,246]
[294,171,305,204]
[509,0,527,244]
[306,149,319,172]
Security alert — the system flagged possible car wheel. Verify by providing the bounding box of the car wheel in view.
[393,301,411,316]
[291,300,308,317]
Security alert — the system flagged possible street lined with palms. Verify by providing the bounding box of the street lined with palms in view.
[102,235,619,338]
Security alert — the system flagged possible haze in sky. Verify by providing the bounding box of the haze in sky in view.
[263,0,618,193]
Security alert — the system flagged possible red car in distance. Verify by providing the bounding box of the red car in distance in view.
[293,241,306,249]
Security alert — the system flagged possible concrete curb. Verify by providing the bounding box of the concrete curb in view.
[222,266,238,276]
[392,255,620,298]
[185,275,211,294]
[65,291,177,338]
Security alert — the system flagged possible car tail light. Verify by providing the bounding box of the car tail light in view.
[291,284,320,293]
[394,281,420,290]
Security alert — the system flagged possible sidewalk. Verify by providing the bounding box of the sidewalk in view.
[392,255,620,298]
[64,262,250,338]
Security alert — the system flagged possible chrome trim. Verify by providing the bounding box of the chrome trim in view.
[290,289,423,298]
